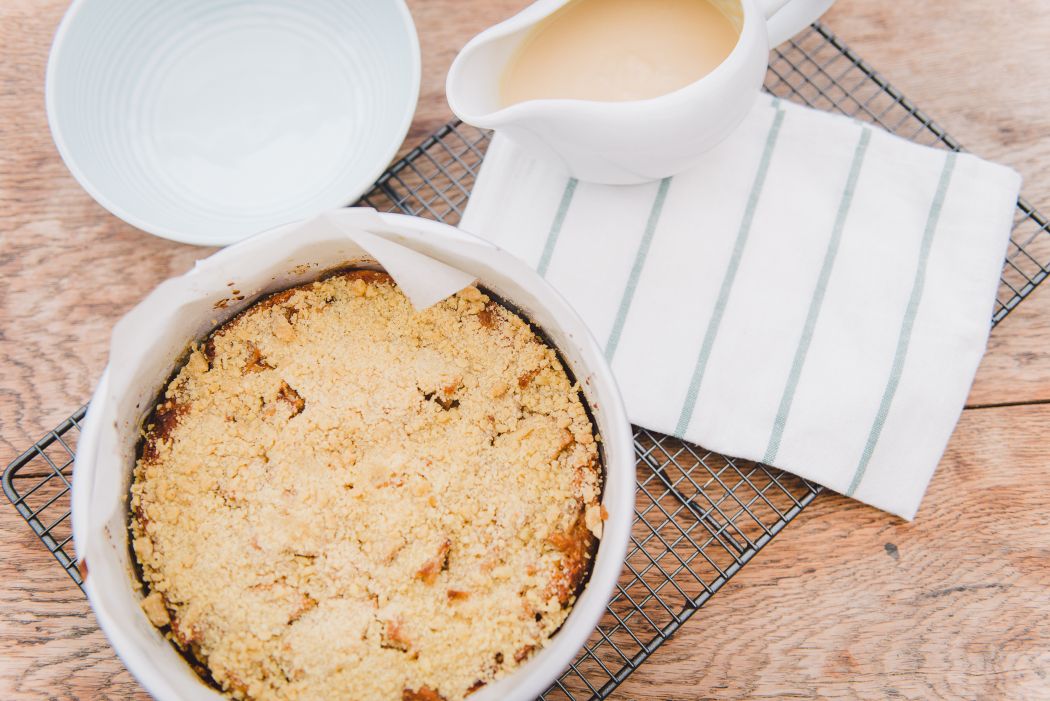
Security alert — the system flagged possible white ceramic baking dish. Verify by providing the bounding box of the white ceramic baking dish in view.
[71,210,634,701]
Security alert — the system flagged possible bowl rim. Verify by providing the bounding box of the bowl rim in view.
[72,212,635,701]
[44,0,422,246]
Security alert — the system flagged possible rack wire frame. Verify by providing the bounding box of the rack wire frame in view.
[3,22,1048,701]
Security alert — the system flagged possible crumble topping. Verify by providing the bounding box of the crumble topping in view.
[130,271,603,701]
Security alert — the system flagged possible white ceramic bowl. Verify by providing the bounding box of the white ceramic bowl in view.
[71,211,635,701]
[46,1,420,245]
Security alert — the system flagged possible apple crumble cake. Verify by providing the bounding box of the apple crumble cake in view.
[130,271,604,701]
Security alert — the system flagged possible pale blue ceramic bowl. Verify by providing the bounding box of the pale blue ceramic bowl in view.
[46,0,420,245]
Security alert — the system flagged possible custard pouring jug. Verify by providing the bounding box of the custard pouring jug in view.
[447,0,835,184]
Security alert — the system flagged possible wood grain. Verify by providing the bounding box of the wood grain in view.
[0,0,1047,699]
[616,405,1050,700]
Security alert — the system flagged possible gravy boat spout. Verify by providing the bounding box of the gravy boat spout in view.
[446,1,582,168]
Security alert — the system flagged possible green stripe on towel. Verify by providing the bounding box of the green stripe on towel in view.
[763,128,873,464]
[674,103,787,438]
[605,177,674,361]
[846,151,958,497]
[536,177,578,277]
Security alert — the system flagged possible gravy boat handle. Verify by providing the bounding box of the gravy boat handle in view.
[757,0,836,47]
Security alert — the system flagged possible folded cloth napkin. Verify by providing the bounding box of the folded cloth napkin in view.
[460,92,1021,520]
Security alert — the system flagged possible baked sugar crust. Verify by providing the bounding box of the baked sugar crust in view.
[130,271,604,701]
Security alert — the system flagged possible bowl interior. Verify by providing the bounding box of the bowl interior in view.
[47,0,419,245]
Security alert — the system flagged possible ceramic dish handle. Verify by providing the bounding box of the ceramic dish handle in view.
[758,0,836,47]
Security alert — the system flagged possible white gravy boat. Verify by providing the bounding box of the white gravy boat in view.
[447,0,835,184]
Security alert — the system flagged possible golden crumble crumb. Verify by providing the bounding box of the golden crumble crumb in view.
[271,313,295,342]
[585,503,606,539]
[140,591,170,627]
[186,349,209,375]
[457,286,482,302]
[130,272,602,701]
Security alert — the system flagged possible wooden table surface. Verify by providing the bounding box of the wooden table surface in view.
[2,1,1048,698]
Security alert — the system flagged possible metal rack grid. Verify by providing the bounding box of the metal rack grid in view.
[4,21,1048,701]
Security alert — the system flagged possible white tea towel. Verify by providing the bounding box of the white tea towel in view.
[460,93,1021,520]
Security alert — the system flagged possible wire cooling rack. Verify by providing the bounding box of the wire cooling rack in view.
[4,22,1048,701]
